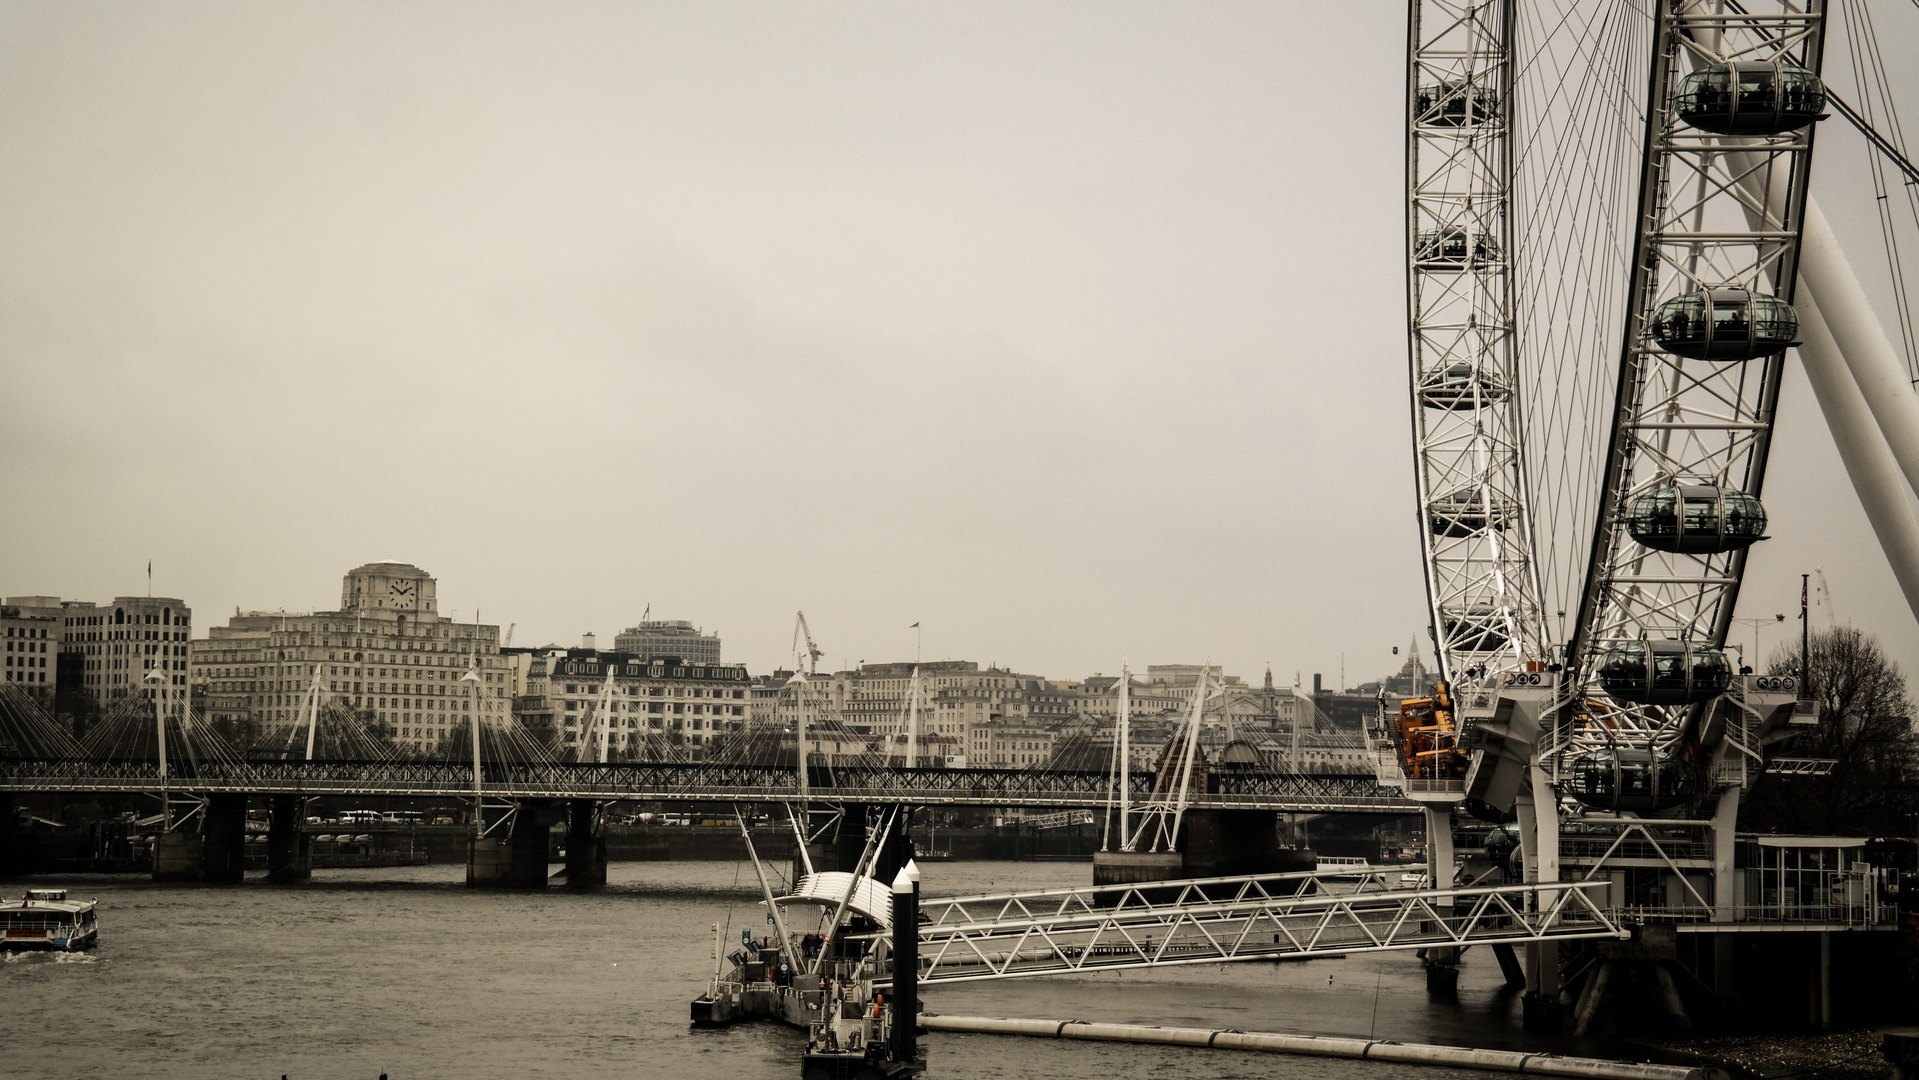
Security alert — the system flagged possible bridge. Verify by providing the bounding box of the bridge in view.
[886,869,1624,984]
[0,757,1412,814]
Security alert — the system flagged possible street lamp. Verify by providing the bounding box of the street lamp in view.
[1731,613,1788,672]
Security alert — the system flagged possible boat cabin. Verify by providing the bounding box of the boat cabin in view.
[2,889,99,950]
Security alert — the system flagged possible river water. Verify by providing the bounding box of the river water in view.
[2,861,1641,1080]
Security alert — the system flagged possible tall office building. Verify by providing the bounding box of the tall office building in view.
[188,561,509,752]
[5,593,192,706]
[613,620,721,665]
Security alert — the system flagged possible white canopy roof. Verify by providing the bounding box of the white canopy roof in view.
[774,871,893,931]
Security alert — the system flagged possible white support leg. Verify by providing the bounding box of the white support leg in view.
[1795,293,1919,623]
[1712,787,1740,923]
[1425,805,1454,900]
[1515,794,1538,885]
[1529,765,1559,886]
[1800,199,1919,497]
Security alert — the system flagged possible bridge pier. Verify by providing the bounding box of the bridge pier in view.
[562,799,606,888]
[266,793,311,882]
[1093,811,1313,898]
[1423,945,1461,994]
[1,806,32,877]
[1522,940,1566,1032]
[467,799,557,889]
[836,803,913,882]
[152,831,204,882]
[201,793,248,882]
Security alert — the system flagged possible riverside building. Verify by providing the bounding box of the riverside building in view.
[4,594,192,707]
[514,643,752,758]
[187,562,509,752]
[613,620,721,665]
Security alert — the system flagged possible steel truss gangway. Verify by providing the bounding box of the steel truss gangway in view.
[0,758,1417,814]
[859,868,1624,985]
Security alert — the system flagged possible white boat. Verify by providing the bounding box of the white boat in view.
[1,889,98,950]
[1315,856,1372,880]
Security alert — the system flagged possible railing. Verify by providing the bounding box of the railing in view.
[1559,822,1713,864]
[1620,901,1897,928]
[2,918,79,934]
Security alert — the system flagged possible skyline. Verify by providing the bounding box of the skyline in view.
[1,4,1914,687]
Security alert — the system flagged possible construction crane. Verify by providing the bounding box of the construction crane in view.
[792,611,823,675]
[1813,568,1839,629]
[502,623,515,648]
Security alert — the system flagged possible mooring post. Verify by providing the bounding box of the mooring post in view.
[891,859,922,1069]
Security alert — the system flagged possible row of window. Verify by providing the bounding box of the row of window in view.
[60,611,188,627]
[560,661,747,681]
[561,684,741,699]
[564,700,742,715]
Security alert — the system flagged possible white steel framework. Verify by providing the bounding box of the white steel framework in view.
[1566,3,1826,688]
[1409,0,1549,683]
[895,869,1623,983]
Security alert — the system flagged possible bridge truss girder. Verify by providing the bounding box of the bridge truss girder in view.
[0,759,1417,814]
[891,869,1623,984]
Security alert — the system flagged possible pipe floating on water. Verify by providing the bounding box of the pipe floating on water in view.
[921,1016,1727,1080]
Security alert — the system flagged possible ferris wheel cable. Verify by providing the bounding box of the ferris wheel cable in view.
[1511,0,1652,641]
[1825,93,1919,191]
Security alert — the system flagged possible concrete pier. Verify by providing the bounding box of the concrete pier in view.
[466,800,556,888]
[266,793,310,882]
[1091,810,1313,896]
[152,831,204,882]
[562,799,606,888]
[201,793,248,882]
[836,803,913,883]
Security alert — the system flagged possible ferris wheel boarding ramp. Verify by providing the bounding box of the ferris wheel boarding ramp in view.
[897,870,1624,985]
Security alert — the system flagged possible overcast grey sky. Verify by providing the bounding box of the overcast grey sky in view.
[1,2,1915,686]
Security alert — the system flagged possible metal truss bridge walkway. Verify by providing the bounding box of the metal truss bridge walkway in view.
[0,758,1415,813]
[884,869,1624,984]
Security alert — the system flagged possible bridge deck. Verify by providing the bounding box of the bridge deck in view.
[0,759,1415,813]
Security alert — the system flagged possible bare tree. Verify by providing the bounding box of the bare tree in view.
[1741,626,1916,835]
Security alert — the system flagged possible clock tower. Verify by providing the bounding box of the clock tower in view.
[341,561,438,615]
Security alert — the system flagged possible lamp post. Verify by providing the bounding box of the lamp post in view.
[1731,613,1787,671]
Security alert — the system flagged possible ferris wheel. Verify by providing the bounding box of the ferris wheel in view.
[1404,0,1919,820]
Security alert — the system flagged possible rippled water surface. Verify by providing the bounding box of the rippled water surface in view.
[3,861,1627,1080]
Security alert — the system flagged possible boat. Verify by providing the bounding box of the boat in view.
[689,786,925,1077]
[1315,855,1372,881]
[1,889,98,950]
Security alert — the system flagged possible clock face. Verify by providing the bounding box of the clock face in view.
[390,582,413,596]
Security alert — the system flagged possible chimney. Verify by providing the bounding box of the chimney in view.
[583,632,597,650]
[1312,673,1322,697]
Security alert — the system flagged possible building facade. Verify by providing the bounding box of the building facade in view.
[514,647,752,758]
[1,604,57,689]
[613,620,721,665]
[187,562,509,753]
[5,593,193,708]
